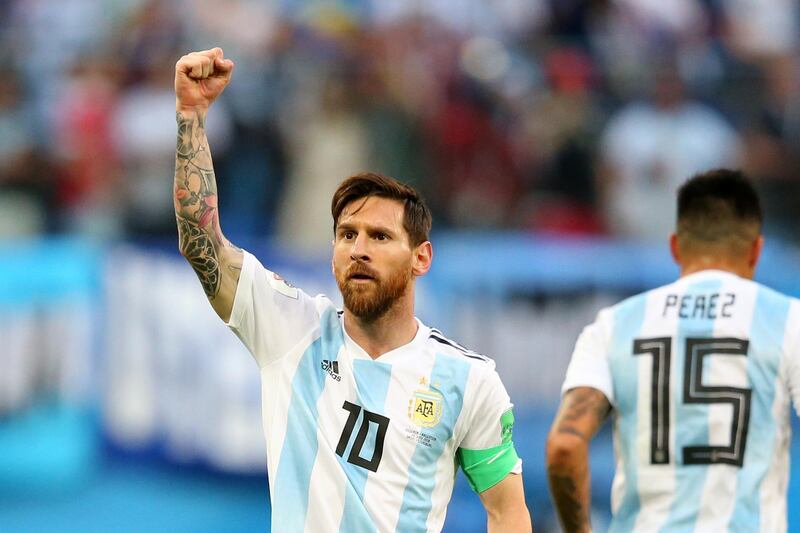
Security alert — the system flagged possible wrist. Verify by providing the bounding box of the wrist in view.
[175,103,208,117]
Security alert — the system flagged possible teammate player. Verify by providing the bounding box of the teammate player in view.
[546,168,800,532]
[173,48,532,532]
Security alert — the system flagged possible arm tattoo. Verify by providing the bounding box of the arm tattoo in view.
[550,474,588,532]
[174,111,223,299]
[555,388,611,441]
[548,388,611,533]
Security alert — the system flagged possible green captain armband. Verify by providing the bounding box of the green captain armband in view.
[457,409,520,493]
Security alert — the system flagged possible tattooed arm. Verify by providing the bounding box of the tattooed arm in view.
[546,387,611,533]
[174,48,242,321]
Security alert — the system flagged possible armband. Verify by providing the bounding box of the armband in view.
[457,409,520,493]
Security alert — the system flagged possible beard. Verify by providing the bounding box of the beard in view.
[336,261,412,322]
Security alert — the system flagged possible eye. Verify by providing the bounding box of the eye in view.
[342,231,355,240]
[376,233,388,241]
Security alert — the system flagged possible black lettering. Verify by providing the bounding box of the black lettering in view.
[707,293,718,319]
[664,294,679,317]
[722,293,736,318]
[691,295,707,319]
[679,295,691,318]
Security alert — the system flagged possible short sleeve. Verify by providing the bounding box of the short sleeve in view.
[561,309,615,404]
[226,251,323,367]
[457,366,521,493]
[782,299,800,416]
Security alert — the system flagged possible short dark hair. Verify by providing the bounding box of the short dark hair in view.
[677,169,762,250]
[331,172,432,246]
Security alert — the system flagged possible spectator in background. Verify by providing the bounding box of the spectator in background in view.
[598,59,739,241]
[277,52,371,255]
[186,0,288,239]
[717,0,800,245]
[0,72,50,236]
[52,57,122,237]
[738,56,800,245]
[514,46,606,235]
[430,77,521,228]
[1,0,800,249]
[109,0,232,238]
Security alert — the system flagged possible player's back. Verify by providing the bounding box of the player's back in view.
[601,270,800,532]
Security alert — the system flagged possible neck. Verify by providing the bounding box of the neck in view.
[679,256,752,279]
[342,293,419,359]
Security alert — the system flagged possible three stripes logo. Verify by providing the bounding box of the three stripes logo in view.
[321,360,341,382]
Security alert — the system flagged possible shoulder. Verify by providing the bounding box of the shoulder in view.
[752,280,798,307]
[241,250,339,322]
[426,327,495,369]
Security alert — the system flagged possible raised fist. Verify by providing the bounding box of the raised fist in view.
[174,47,234,112]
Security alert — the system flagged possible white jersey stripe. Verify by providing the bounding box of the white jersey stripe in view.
[262,326,318,497]
[396,353,470,532]
[338,359,393,533]
[381,356,439,532]
[607,292,648,532]
[304,342,353,533]
[758,300,798,533]
[272,308,345,530]
[629,285,683,532]
[662,276,723,530]
[694,277,755,531]
[729,286,791,530]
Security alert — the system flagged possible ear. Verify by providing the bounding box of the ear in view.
[412,241,433,277]
[749,235,764,269]
[669,233,680,265]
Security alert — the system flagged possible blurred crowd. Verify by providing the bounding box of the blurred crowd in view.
[2,0,800,251]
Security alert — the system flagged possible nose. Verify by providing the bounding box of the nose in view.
[350,233,370,261]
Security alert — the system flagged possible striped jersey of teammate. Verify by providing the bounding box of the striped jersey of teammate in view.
[227,251,521,533]
[562,269,800,532]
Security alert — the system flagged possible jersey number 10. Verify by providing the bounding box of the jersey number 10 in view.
[633,336,751,467]
[336,401,390,472]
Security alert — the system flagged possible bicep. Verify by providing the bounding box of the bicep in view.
[551,387,611,442]
[478,473,530,529]
[208,244,243,322]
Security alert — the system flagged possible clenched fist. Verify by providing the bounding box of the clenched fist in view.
[175,47,234,113]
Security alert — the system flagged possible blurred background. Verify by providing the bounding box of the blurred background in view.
[2,0,800,531]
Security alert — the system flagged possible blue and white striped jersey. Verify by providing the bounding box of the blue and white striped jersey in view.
[227,252,521,533]
[562,269,800,532]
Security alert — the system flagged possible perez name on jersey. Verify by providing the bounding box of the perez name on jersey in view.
[662,291,736,320]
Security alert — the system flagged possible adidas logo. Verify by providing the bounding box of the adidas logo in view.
[321,360,341,382]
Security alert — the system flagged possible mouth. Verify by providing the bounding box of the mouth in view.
[347,267,377,282]
[348,273,375,282]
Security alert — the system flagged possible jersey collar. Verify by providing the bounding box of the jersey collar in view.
[340,315,430,362]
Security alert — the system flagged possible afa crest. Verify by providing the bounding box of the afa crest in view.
[408,389,444,428]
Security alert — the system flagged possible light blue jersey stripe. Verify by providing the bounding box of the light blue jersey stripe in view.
[272,308,344,532]
[663,277,722,532]
[729,287,790,532]
[338,359,393,533]
[396,354,471,533]
[608,293,648,533]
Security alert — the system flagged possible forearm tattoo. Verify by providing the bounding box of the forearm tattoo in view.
[174,111,222,299]
[550,474,588,533]
[548,388,611,533]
